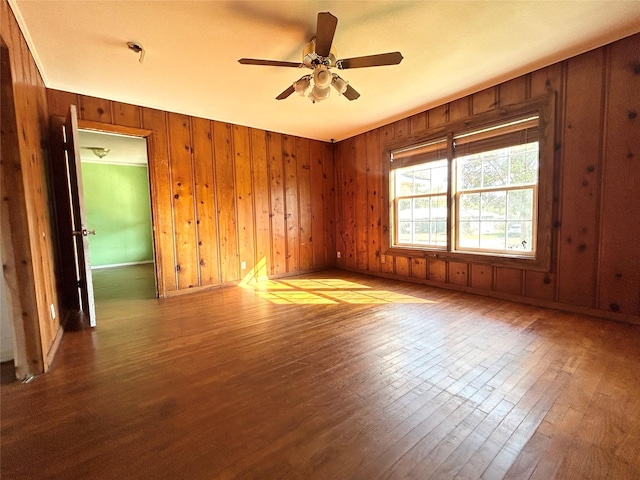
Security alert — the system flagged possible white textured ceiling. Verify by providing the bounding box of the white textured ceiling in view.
[10,1,640,142]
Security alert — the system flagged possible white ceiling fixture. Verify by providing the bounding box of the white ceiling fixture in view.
[84,147,110,159]
[9,1,640,142]
[239,12,403,103]
[126,41,145,64]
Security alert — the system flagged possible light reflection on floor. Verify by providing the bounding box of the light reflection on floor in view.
[239,259,434,305]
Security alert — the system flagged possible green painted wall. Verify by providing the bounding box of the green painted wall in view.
[82,162,153,267]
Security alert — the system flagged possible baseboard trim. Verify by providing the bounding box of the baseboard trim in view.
[162,267,326,298]
[44,323,64,373]
[336,266,640,326]
[92,260,154,270]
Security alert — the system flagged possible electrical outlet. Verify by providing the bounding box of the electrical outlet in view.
[241,261,247,270]
[380,255,386,264]
[337,251,341,259]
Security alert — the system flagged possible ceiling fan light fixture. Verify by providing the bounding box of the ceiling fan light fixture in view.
[239,12,400,103]
[331,74,348,95]
[293,76,311,96]
[313,65,332,89]
[309,85,331,103]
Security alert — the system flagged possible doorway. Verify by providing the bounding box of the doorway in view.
[78,130,157,302]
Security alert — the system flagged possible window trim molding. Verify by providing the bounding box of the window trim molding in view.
[382,94,556,272]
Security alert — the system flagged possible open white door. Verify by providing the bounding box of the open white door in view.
[64,105,96,327]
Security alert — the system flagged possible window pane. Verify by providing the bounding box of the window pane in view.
[482,153,509,187]
[413,168,432,194]
[479,221,506,250]
[507,189,533,221]
[414,198,430,220]
[509,143,538,185]
[507,220,533,252]
[396,171,414,196]
[395,160,448,196]
[481,191,506,219]
[394,193,447,247]
[398,199,411,221]
[430,196,447,222]
[459,221,479,248]
[460,193,480,219]
[414,222,430,244]
[459,179,535,254]
[434,221,447,246]
[431,164,448,194]
[458,158,482,190]
[398,222,411,243]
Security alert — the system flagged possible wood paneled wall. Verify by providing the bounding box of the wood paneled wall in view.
[1,0,61,375]
[334,33,640,323]
[47,91,336,296]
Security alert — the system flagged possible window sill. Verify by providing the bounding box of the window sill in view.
[385,246,550,271]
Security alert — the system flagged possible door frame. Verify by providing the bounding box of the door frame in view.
[75,119,162,299]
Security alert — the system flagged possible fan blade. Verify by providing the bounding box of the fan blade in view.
[276,85,295,100]
[315,12,338,58]
[343,84,360,101]
[239,58,303,68]
[337,52,403,69]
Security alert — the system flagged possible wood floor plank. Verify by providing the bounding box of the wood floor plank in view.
[2,267,640,479]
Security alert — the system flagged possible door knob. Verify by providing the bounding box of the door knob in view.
[72,229,96,236]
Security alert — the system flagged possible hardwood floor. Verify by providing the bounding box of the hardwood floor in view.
[91,263,157,301]
[2,269,639,479]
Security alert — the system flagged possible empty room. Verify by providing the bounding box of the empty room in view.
[1,1,639,479]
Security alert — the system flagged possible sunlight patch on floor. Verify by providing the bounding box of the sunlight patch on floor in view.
[239,258,435,305]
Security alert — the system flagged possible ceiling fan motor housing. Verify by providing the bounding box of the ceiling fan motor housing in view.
[303,41,337,68]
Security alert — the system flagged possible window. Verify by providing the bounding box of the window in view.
[455,116,538,255]
[385,97,554,270]
[391,139,448,247]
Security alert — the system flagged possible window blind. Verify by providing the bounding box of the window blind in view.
[390,138,447,169]
[453,116,539,157]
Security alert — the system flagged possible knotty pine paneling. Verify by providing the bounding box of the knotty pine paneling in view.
[192,117,219,286]
[213,122,238,284]
[366,129,382,272]
[112,101,142,128]
[409,111,427,135]
[168,113,198,289]
[251,129,271,278]
[448,262,469,287]
[267,132,287,275]
[282,135,299,272]
[395,256,410,277]
[472,87,498,115]
[449,97,471,123]
[556,48,604,308]
[309,141,325,268]
[322,142,336,265]
[411,258,427,280]
[296,137,313,270]
[46,92,335,296]
[2,0,61,375]
[334,33,640,322]
[354,134,368,271]
[597,35,640,315]
[232,125,255,276]
[428,259,447,283]
[78,95,112,123]
[141,107,174,295]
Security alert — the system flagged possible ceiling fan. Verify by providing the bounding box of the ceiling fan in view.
[238,12,403,103]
